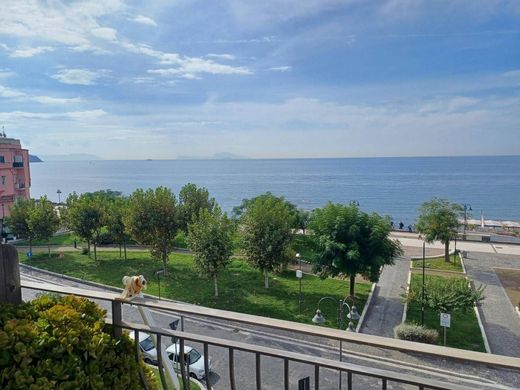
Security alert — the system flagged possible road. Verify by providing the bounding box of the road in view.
[20,266,519,389]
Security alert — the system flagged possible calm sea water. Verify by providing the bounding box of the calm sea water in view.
[30,156,520,225]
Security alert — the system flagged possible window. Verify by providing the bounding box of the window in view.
[1,176,5,185]
[0,156,4,163]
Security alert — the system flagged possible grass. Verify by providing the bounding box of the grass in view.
[411,254,463,272]
[406,274,485,352]
[20,250,371,329]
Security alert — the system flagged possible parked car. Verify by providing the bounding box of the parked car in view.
[128,332,158,365]
[166,343,212,380]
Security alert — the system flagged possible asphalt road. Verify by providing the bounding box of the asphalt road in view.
[19,266,520,389]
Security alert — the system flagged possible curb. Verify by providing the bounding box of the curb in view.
[356,282,376,332]
[459,251,467,275]
[516,306,520,320]
[401,260,413,324]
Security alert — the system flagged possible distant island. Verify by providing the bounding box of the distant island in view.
[40,153,102,161]
[29,154,43,163]
[177,152,248,160]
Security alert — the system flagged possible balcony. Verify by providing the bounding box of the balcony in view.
[12,162,24,168]
[15,182,25,190]
[16,278,520,390]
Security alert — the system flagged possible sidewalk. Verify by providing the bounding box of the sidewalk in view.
[359,255,410,337]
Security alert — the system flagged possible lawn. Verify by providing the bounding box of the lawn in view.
[291,234,320,261]
[21,250,371,329]
[14,231,80,246]
[406,274,485,352]
[411,254,463,272]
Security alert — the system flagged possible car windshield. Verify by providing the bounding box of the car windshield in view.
[140,336,155,352]
[187,349,201,364]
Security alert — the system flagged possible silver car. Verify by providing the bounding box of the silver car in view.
[128,332,158,365]
[166,343,212,380]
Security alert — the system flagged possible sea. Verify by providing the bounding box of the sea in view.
[30,155,520,225]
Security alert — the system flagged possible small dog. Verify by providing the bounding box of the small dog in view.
[121,275,147,299]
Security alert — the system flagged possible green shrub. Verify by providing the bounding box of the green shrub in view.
[394,323,439,344]
[0,295,157,390]
[96,231,115,245]
[81,247,89,255]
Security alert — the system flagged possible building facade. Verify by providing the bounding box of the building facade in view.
[0,136,31,217]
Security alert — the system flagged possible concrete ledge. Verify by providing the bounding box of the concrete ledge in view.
[356,282,376,332]
[410,249,456,261]
[459,251,467,275]
[474,304,491,354]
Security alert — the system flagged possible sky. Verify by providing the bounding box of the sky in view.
[0,0,519,159]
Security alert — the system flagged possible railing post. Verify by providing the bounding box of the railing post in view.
[0,244,21,304]
[111,300,122,339]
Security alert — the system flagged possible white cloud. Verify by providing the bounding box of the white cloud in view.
[90,27,118,42]
[32,96,82,105]
[10,46,54,58]
[207,53,236,61]
[129,15,158,27]
[268,66,292,72]
[52,69,104,85]
[0,85,25,98]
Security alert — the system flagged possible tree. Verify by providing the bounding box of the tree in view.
[5,198,36,252]
[125,187,178,273]
[187,208,234,297]
[178,183,216,232]
[28,196,60,257]
[310,202,402,297]
[416,198,462,262]
[240,193,294,288]
[65,193,105,260]
[106,197,130,260]
[296,209,311,234]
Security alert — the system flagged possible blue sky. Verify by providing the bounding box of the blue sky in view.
[0,0,519,159]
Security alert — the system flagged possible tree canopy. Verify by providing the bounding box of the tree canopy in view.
[178,183,216,232]
[29,196,60,256]
[187,207,234,297]
[310,202,402,297]
[5,197,36,251]
[125,187,178,272]
[416,198,462,262]
[240,192,295,288]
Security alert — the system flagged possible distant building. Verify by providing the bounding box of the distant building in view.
[0,136,31,217]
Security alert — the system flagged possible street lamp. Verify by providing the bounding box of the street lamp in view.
[1,203,4,244]
[57,189,62,204]
[296,253,303,314]
[312,296,360,390]
[155,269,165,299]
[311,296,360,331]
[462,203,472,239]
[418,235,426,326]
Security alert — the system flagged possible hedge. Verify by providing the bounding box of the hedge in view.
[0,294,157,389]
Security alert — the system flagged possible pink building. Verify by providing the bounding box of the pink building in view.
[0,136,31,217]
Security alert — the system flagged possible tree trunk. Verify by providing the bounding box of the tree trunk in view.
[94,243,97,261]
[264,269,269,289]
[123,240,127,260]
[163,252,168,276]
[47,244,51,257]
[349,274,355,298]
[29,238,32,254]
[214,275,218,297]
[444,241,450,262]
[87,240,91,258]
[119,243,122,258]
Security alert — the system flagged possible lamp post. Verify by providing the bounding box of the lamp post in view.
[462,203,472,239]
[418,235,426,326]
[296,253,303,314]
[155,269,165,299]
[1,203,4,244]
[57,189,62,204]
[312,296,360,390]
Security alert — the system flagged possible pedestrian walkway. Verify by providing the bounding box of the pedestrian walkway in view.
[463,251,520,357]
[359,255,410,337]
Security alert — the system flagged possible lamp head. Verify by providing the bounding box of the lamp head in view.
[296,253,300,259]
[346,321,356,332]
[347,305,360,321]
[312,309,325,325]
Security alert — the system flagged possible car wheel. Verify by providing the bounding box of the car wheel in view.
[189,373,198,380]
[144,358,152,365]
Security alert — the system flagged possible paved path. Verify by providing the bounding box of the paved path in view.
[359,255,410,337]
[463,251,520,358]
